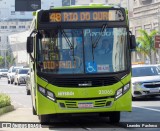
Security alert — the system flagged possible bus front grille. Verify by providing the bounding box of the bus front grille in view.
[52,77,118,87]
[65,101,77,108]
[94,100,106,107]
[59,99,113,109]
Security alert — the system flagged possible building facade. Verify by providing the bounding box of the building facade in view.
[130,0,160,64]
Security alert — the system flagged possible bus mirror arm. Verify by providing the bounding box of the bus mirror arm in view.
[29,53,35,63]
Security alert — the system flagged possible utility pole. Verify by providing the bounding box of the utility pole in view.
[127,0,129,10]
[158,5,160,33]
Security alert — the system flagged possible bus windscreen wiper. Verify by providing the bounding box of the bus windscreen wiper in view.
[59,28,76,62]
[93,24,107,48]
[60,28,73,50]
[91,24,107,62]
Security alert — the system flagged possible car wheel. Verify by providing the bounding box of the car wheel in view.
[8,80,10,84]
[132,96,136,101]
[11,81,13,84]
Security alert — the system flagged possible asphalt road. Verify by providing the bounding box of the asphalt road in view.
[0,77,160,130]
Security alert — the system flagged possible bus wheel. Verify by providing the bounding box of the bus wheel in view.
[27,90,31,95]
[39,115,50,124]
[109,112,120,123]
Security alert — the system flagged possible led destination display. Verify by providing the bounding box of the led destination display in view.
[49,10,124,22]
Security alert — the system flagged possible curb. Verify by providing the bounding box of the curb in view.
[0,105,14,116]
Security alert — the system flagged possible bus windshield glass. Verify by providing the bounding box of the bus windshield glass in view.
[36,27,128,74]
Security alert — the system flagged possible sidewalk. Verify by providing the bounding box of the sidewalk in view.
[0,108,39,122]
[0,108,49,131]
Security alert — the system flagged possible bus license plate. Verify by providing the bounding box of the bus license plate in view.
[78,103,93,108]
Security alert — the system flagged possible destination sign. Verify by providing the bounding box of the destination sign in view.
[49,10,124,22]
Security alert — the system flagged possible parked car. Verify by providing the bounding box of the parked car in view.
[0,69,8,77]
[132,64,160,99]
[26,70,31,95]
[14,68,29,85]
[7,66,23,84]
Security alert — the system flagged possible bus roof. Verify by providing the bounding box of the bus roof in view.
[51,4,122,10]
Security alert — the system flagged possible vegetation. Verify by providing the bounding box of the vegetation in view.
[6,55,16,68]
[0,54,16,68]
[136,29,158,64]
[0,94,11,108]
[0,56,4,67]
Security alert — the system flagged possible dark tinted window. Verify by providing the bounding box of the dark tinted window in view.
[15,0,41,11]
[132,66,160,77]
[1,69,8,72]
[19,69,29,74]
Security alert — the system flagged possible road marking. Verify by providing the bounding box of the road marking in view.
[133,105,160,112]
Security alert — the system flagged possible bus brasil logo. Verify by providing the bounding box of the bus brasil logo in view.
[78,81,92,87]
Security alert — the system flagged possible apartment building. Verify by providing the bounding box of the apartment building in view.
[130,0,160,64]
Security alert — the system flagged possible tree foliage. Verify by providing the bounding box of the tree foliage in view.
[0,56,4,68]
[136,29,158,63]
[6,55,16,68]
[0,54,16,68]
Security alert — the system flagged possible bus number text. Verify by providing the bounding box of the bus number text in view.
[98,90,113,95]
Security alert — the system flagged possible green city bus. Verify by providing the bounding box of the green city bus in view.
[27,4,136,123]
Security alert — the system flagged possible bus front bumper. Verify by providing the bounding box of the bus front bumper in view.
[36,88,132,115]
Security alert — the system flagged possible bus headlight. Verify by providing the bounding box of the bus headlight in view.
[47,90,56,102]
[123,83,130,93]
[115,88,123,99]
[38,86,56,102]
[39,86,46,95]
[115,83,130,100]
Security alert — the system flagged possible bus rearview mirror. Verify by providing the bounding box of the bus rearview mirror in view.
[27,36,33,53]
[130,35,136,50]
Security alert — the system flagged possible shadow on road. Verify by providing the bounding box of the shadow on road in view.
[132,96,160,101]
[40,115,127,129]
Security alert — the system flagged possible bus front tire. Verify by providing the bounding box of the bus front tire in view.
[27,90,31,95]
[109,112,120,123]
[39,115,50,124]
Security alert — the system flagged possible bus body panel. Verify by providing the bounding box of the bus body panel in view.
[35,74,131,115]
[36,88,131,115]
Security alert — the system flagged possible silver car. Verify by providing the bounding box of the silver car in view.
[132,65,160,98]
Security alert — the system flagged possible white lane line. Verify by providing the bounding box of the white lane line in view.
[133,105,160,112]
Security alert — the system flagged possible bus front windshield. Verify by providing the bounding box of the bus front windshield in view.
[36,28,128,74]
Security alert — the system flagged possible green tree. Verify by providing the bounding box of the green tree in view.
[136,29,158,64]
[0,56,4,68]
[6,55,16,68]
